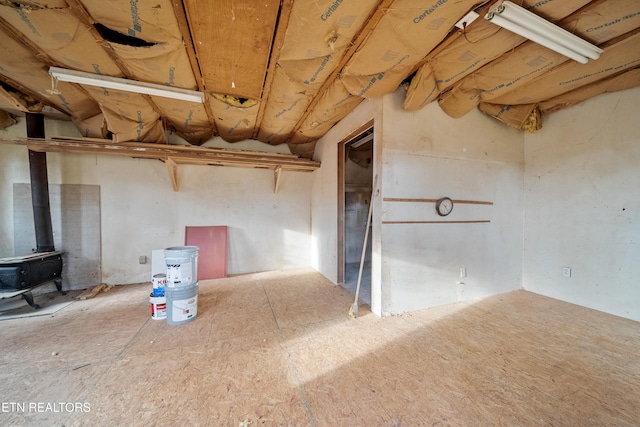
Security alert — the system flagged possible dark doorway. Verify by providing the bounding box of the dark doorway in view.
[338,125,373,306]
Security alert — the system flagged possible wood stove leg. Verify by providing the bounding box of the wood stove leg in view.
[21,291,41,310]
[54,278,66,295]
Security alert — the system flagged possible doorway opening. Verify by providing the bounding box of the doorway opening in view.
[338,124,374,306]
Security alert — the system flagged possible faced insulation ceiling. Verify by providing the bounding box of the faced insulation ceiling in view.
[0,0,639,159]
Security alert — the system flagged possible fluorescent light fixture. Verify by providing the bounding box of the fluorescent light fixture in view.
[48,67,205,103]
[485,1,603,64]
[351,133,373,148]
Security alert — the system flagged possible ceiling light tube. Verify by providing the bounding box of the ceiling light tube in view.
[485,1,603,64]
[497,2,602,60]
[351,133,374,148]
[49,67,205,103]
[487,13,590,64]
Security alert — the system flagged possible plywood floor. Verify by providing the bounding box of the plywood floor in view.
[1,268,639,426]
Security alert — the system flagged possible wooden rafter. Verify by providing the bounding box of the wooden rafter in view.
[64,0,219,145]
[0,74,44,113]
[0,18,66,115]
[169,0,218,135]
[252,0,294,139]
[64,0,172,122]
[64,0,133,78]
[0,17,56,68]
[286,0,395,143]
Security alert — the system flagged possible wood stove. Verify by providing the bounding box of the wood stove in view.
[0,113,66,310]
[0,251,64,309]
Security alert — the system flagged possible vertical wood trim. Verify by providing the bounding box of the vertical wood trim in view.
[274,166,282,194]
[166,157,179,192]
[337,139,346,285]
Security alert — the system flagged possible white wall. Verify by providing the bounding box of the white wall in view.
[5,87,636,320]
[523,87,640,321]
[1,118,313,285]
[379,89,525,315]
[311,90,524,316]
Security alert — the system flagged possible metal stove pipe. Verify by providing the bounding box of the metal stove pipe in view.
[26,113,55,253]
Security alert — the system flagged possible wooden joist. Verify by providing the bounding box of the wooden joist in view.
[169,0,218,136]
[252,0,294,139]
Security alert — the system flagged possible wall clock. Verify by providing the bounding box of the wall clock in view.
[435,197,454,216]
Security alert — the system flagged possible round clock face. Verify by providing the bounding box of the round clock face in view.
[436,197,454,216]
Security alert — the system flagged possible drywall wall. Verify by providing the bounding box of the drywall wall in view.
[0,119,313,285]
[311,88,523,316]
[380,89,525,315]
[523,87,640,321]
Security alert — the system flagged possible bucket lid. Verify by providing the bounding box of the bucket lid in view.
[165,246,199,251]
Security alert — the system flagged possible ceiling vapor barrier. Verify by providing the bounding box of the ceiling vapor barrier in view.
[0,0,637,161]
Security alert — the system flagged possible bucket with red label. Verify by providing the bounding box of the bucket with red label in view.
[149,294,167,320]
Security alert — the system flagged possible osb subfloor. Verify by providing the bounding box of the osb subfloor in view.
[1,268,639,426]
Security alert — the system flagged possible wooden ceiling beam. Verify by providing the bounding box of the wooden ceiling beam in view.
[0,137,320,172]
[252,0,294,139]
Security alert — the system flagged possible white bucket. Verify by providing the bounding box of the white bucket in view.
[149,294,167,320]
[165,282,198,326]
[152,273,166,296]
[164,246,199,288]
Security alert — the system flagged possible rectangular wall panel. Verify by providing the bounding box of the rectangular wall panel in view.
[185,226,228,280]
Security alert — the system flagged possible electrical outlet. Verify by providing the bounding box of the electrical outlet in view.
[562,267,571,278]
[460,267,467,278]
[139,255,147,264]
[455,11,480,29]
